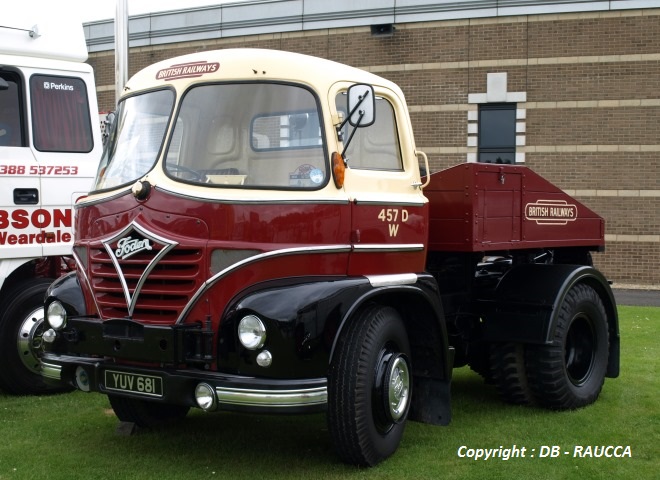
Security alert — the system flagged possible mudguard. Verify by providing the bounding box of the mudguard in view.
[480,263,619,377]
[45,270,86,317]
[222,274,453,425]
[219,277,374,378]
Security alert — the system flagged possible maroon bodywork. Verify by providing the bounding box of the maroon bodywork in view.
[425,163,604,253]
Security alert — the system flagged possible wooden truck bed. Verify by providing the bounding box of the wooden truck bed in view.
[424,163,605,253]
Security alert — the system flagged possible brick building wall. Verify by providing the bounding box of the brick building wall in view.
[87,8,660,287]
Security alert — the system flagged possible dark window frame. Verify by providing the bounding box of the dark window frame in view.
[478,103,516,165]
[0,70,27,147]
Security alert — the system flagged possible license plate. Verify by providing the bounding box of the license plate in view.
[104,370,163,398]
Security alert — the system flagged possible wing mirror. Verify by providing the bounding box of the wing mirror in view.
[347,83,375,127]
[337,83,376,159]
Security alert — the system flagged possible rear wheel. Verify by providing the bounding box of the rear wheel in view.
[0,278,70,395]
[328,304,411,466]
[526,284,609,409]
[489,342,533,405]
[109,395,190,428]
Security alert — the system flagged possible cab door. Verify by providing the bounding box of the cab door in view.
[24,69,101,257]
[331,84,428,276]
[0,68,42,259]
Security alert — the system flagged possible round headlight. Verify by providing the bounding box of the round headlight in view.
[194,383,217,411]
[238,315,266,350]
[75,366,91,392]
[47,301,67,331]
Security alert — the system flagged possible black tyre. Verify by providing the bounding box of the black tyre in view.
[109,395,190,428]
[0,278,70,395]
[468,342,494,384]
[328,304,412,466]
[526,283,609,409]
[489,342,533,405]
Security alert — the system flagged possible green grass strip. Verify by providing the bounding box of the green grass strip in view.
[1,306,657,479]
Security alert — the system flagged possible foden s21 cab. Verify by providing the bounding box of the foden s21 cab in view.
[41,49,618,466]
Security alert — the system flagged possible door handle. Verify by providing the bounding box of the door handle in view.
[14,188,39,205]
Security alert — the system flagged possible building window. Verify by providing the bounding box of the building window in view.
[478,103,515,164]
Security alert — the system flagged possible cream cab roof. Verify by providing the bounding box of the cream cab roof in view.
[84,47,424,207]
[123,48,404,98]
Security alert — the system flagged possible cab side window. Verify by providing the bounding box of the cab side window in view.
[336,93,403,171]
[0,71,24,147]
[30,74,94,153]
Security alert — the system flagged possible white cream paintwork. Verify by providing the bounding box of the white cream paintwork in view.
[81,48,427,207]
[0,14,89,63]
[0,63,101,260]
[327,80,427,206]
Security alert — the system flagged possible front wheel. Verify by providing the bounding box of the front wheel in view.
[526,283,609,409]
[109,395,190,428]
[0,278,70,395]
[328,304,411,466]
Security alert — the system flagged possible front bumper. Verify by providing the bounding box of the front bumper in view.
[41,353,327,413]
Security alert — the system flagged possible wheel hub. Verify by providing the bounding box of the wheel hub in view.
[565,315,595,386]
[384,354,410,422]
[16,307,47,374]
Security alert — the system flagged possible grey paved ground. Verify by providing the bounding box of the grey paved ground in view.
[612,288,660,307]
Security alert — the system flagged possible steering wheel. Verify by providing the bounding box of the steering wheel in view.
[166,164,205,182]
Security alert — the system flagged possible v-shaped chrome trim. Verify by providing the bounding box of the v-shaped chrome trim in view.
[102,220,178,317]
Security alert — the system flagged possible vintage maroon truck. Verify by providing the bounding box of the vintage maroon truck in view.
[39,48,618,466]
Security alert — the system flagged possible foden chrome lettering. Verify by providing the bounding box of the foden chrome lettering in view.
[115,236,152,260]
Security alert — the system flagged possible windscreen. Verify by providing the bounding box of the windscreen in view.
[164,83,328,189]
[94,89,174,191]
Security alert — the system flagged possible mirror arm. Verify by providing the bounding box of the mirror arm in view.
[340,110,364,158]
[338,89,370,131]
